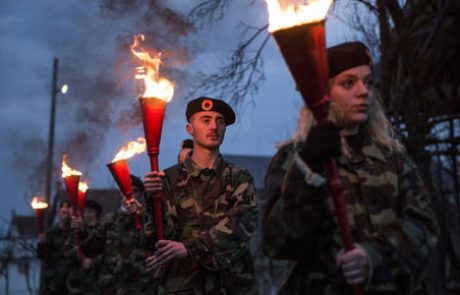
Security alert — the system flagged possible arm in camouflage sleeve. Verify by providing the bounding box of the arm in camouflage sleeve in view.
[98,213,121,292]
[359,150,439,290]
[63,225,104,266]
[261,143,335,260]
[180,169,258,271]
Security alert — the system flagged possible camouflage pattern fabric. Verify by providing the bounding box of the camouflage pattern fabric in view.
[158,154,258,295]
[262,137,439,295]
[37,224,72,295]
[64,223,105,294]
[99,211,158,295]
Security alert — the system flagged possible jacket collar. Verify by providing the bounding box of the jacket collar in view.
[183,153,225,178]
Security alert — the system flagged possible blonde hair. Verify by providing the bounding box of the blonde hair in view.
[291,89,404,155]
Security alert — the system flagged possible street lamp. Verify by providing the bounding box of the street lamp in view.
[61,84,69,95]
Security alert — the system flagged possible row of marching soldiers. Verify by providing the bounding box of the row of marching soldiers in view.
[37,42,440,295]
[37,174,161,294]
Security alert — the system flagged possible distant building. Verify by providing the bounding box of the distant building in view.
[0,211,41,294]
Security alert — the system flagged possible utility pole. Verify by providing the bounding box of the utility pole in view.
[45,58,58,227]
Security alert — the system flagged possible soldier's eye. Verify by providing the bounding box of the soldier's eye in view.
[341,79,354,89]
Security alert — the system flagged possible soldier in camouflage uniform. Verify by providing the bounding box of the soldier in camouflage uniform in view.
[262,42,439,295]
[37,200,72,295]
[99,175,157,294]
[144,97,258,295]
[65,199,105,294]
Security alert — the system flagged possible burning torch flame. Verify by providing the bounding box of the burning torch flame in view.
[265,0,333,32]
[79,181,89,193]
[112,137,146,162]
[31,197,48,210]
[61,155,82,177]
[130,33,175,101]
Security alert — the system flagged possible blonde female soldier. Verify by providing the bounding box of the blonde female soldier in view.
[262,42,439,295]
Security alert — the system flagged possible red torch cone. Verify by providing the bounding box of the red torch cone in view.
[64,175,81,211]
[31,197,48,234]
[32,197,49,262]
[266,1,362,294]
[130,33,175,242]
[272,22,330,122]
[107,159,143,235]
[139,97,166,240]
[61,155,84,266]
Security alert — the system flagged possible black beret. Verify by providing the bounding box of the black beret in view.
[327,42,372,78]
[186,97,236,125]
[181,139,194,149]
[85,199,103,216]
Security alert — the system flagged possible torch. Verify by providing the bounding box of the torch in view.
[31,197,48,234]
[131,34,175,240]
[78,181,88,218]
[107,137,146,236]
[61,155,84,265]
[265,1,363,293]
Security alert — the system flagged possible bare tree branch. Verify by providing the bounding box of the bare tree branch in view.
[353,0,379,13]
[186,24,270,106]
[188,0,230,26]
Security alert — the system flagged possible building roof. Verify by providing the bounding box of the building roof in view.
[85,189,123,215]
[223,154,273,190]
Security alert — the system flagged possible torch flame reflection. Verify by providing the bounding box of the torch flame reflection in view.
[265,0,333,32]
[31,197,48,210]
[130,33,175,101]
[61,155,82,177]
[112,137,146,162]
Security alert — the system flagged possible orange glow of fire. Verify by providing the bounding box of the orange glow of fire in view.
[265,0,333,32]
[112,137,146,162]
[31,197,48,210]
[61,155,82,178]
[79,181,89,193]
[130,33,175,102]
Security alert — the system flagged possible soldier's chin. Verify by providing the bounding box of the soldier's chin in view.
[203,141,221,149]
[351,113,368,125]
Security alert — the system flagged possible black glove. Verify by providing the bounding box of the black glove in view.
[300,121,341,172]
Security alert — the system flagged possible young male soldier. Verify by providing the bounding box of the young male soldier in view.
[65,199,105,294]
[99,175,157,294]
[144,97,258,295]
[37,200,72,295]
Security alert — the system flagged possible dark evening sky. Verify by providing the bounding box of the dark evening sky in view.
[0,0,354,223]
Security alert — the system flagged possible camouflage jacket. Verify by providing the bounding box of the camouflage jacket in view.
[37,224,72,295]
[64,222,105,294]
[99,210,157,295]
[262,138,439,295]
[159,154,258,295]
